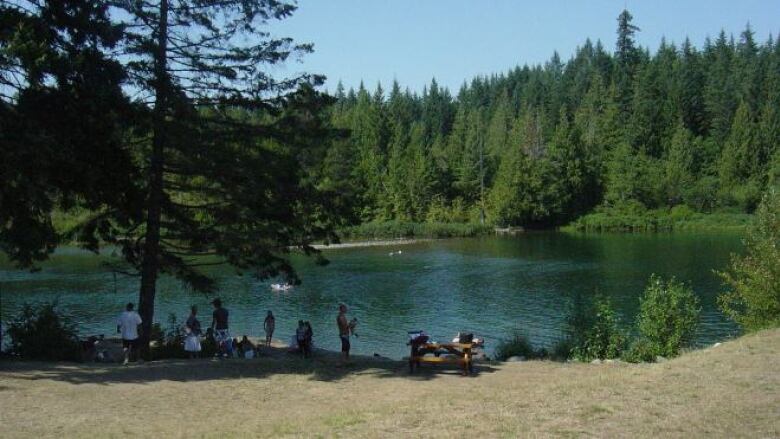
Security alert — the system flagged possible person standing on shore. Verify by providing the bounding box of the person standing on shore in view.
[336,304,352,361]
[117,302,142,365]
[295,320,307,358]
[184,305,202,358]
[211,298,232,358]
[263,310,275,347]
[303,321,313,358]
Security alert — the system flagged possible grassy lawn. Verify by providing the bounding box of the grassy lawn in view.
[1,329,778,438]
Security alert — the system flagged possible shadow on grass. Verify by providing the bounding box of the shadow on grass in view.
[0,346,499,386]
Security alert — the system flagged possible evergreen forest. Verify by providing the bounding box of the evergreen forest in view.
[324,11,780,229]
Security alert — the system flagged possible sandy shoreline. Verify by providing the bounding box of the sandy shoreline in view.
[311,238,424,250]
[88,335,398,362]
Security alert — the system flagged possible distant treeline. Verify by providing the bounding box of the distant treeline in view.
[323,11,780,229]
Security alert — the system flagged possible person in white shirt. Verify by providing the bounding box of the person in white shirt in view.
[117,302,142,365]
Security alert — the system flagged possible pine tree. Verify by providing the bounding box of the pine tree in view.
[705,31,738,142]
[720,101,758,186]
[405,122,436,220]
[605,140,643,206]
[678,38,708,136]
[0,0,139,268]
[351,84,388,220]
[107,0,338,352]
[664,123,696,205]
[614,9,641,121]
[452,108,485,205]
[488,113,540,225]
[484,89,513,183]
[630,60,666,156]
[736,25,762,115]
[385,118,411,220]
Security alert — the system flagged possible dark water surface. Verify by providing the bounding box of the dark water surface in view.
[0,233,743,358]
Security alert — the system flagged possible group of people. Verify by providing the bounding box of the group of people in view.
[181,298,274,359]
[115,299,358,363]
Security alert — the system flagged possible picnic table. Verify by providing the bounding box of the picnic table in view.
[408,341,475,376]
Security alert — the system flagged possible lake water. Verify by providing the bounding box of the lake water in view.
[0,233,743,359]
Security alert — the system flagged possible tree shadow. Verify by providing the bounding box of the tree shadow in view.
[0,346,499,386]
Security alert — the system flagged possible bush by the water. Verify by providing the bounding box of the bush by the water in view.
[494,333,544,361]
[718,190,780,331]
[567,201,752,232]
[635,275,700,358]
[550,337,575,361]
[568,294,627,361]
[622,338,658,363]
[150,313,188,360]
[7,302,81,361]
[149,313,217,359]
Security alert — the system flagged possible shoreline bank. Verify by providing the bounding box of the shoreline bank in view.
[311,238,423,250]
[1,329,777,437]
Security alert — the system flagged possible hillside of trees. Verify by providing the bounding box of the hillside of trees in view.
[324,11,780,229]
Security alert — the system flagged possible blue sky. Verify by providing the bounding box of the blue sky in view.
[268,0,780,94]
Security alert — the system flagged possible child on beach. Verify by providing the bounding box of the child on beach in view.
[349,318,358,337]
[184,305,202,358]
[239,335,256,359]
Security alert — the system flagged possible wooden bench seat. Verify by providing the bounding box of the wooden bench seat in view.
[412,356,465,364]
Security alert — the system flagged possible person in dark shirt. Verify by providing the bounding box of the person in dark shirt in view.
[303,321,313,358]
[210,298,232,358]
[295,320,306,358]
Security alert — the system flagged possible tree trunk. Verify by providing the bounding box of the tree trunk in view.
[138,0,169,358]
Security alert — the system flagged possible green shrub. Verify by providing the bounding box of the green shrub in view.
[7,302,81,361]
[668,204,695,221]
[622,338,657,363]
[550,337,574,361]
[731,181,763,213]
[568,202,661,232]
[425,196,470,223]
[683,176,719,212]
[635,275,700,358]
[494,333,541,361]
[718,190,780,331]
[569,294,627,361]
[150,313,188,360]
[566,204,752,233]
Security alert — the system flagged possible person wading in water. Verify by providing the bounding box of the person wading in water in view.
[336,304,353,362]
[263,310,275,347]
